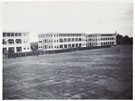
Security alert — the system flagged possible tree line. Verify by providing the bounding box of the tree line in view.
[116,34,133,45]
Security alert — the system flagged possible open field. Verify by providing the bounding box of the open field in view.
[3,45,132,99]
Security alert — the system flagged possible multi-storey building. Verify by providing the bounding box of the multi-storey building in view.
[86,33,116,47]
[38,33,116,51]
[38,33,86,50]
[2,32,31,54]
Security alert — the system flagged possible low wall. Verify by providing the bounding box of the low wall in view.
[3,45,111,59]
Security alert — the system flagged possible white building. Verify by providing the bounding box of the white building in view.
[38,33,116,51]
[86,33,117,47]
[2,32,31,54]
[38,33,86,51]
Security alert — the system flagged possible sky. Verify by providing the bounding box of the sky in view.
[1,0,133,42]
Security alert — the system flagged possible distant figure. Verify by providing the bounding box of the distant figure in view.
[14,53,16,59]
[117,47,120,53]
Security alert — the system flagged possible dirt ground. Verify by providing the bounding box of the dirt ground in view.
[3,45,132,99]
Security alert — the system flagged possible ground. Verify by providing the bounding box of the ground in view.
[3,45,132,99]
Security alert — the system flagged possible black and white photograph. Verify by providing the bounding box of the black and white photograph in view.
[1,0,133,100]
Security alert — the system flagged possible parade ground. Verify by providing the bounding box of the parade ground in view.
[3,45,132,99]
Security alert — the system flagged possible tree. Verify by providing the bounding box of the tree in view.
[116,34,133,45]
[116,34,123,45]
[123,35,131,45]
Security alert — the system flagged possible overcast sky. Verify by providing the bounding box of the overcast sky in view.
[2,0,133,42]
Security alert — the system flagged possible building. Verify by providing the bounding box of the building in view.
[2,32,31,54]
[38,33,116,51]
[38,33,86,51]
[86,33,117,47]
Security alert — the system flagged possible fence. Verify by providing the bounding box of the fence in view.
[3,46,111,59]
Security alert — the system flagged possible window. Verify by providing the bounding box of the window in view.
[60,45,63,48]
[39,41,42,43]
[3,48,7,54]
[11,33,14,36]
[72,38,74,41]
[68,38,70,42]
[3,33,6,37]
[76,38,78,41]
[72,44,74,48]
[64,44,67,48]
[15,33,18,36]
[79,43,81,47]
[68,44,71,48]
[3,39,6,44]
[8,39,14,44]
[24,48,26,50]
[16,47,22,52]
[44,45,47,49]
[16,39,22,44]
[7,33,10,36]
[18,33,21,36]
[60,38,63,42]
[8,47,14,53]
[64,38,67,42]
[79,38,81,41]
[76,44,78,47]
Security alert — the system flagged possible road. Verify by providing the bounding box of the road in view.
[3,45,132,99]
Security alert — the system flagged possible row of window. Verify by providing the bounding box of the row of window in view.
[101,42,114,46]
[39,34,59,38]
[59,38,82,42]
[3,39,28,45]
[3,33,28,37]
[86,37,115,41]
[86,42,114,46]
[3,39,22,44]
[3,33,21,37]
[3,47,30,53]
[87,43,97,46]
[86,39,98,41]
[87,35,98,37]
[101,37,114,40]
[59,34,82,37]
[39,43,82,49]
[101,34,115,36]
[23,47,30,50]
[39,38,83,43]
[39,40,59,43]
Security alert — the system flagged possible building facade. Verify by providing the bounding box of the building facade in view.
[38,33,86,50]
[38,33,116,51]
[2,32,31,54]
[86,33,116,47]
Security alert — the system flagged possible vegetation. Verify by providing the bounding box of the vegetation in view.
[116,34,133,45]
